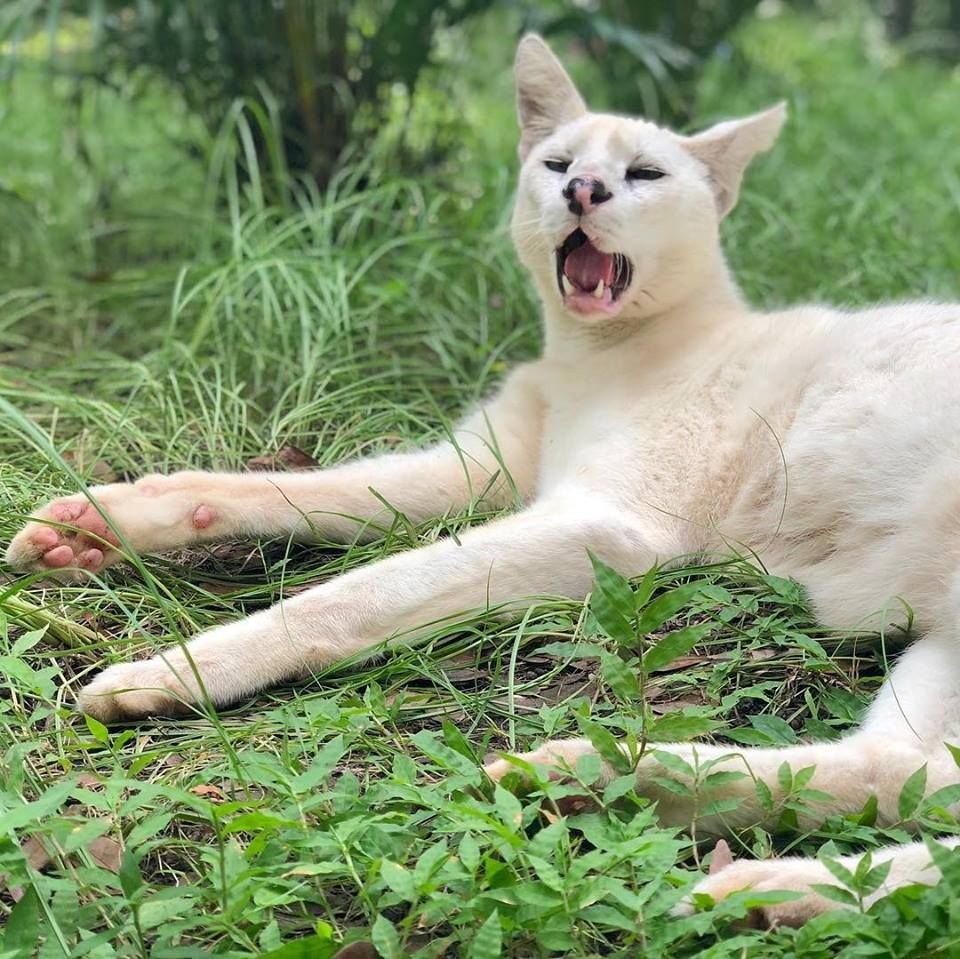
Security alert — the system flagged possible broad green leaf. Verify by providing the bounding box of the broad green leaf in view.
[526,854,564,892]
[119,848,144,902]
[3,886,39,956]
[469,910,502,959]
[796,788,835,805]
[755,779,775,813]
[859,859,892,897]
[632,565,658,610]
[588,552,635,646]
[512,881,564,908]
[650,749,695,781]
[603,774,640,804]
[139,895,196,930]
[589,552,635,620]
[818,854,856,889]
[921,783,960,813]
[648,775,693,797]
[577,717,632,775]
[223,812,301,836]
[10,628,47,655]
[538,641,602,659]
[84,714,110,745]
[125,812,176,848]
[794,635,829,660]
[413,841,449,891]
[380,860,416,902]
[411,730,481,780]
[599,650,640,701]
[257,934,339,959]
[648,712,719,741]
[577,903,636,932]
[0,656,57,697]
[856,793,878,826]
[703,770,748,790]
[810,883,860,907]
[526,820,569,861]
[291,735,346,792]
[702,797,743,818]
[458,833,480,875]
[898,764,927,820]
[925,836,960,883]
[575,752,603,785]
[642,623,711,673]
[442,720,478,763]
[793,765,817,790]
[777,762,794,794]
[751,715,798,745]
[371,915,401,959]
[493,784,524,832]
[761,574,803,603]
[636,583,703,635]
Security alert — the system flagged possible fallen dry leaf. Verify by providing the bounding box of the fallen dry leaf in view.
[247,445,318,471]
[20,836,52,871]
[9,827,122,902]
[190,784,226,802]
[88,836,123,872]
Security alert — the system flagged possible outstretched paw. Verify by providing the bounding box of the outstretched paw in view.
[78,659,198,723]
[483,738,613,785]
[6,496,120,578]
[7,473,220,579]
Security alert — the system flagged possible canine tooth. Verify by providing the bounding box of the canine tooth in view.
[592,279,605,299]
[562,275,574,295]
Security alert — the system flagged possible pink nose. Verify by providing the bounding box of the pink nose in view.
[574,183,595,211]
[562,176,612,216]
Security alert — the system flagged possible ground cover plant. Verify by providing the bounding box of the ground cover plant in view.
[3,7,960,957]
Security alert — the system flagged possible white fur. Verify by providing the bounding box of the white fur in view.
[9,34,960,924]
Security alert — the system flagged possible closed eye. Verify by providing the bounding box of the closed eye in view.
[626,167,666,181]
[544,159,571,173]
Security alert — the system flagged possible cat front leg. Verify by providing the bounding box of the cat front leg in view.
[76,500,660,722]
[6,365,544,577]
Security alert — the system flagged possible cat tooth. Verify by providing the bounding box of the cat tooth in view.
[592,279,605,299]
[561,275,574,296]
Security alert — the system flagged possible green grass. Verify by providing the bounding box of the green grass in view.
[3,8,960,958]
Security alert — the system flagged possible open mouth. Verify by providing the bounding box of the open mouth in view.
[555,228,633,316]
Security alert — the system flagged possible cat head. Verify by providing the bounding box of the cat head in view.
[511,34,785,324]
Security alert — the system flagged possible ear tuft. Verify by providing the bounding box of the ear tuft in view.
[515,34,587,161]
[684,102,787,218]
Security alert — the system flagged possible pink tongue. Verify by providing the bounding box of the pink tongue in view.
[564,241,615,291]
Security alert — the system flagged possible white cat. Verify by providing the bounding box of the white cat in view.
[8,34,960,925]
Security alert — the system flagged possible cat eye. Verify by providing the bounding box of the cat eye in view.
[544,159,571,173]
[626,167,666,181]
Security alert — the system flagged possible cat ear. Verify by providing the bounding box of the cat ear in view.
[709,839,735,876]
[515,34,587,161]
[684,103,787,218]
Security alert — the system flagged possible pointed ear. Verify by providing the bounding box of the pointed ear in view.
[515,34,587,161]
[684,103,787,218]
[708,839,734,876]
